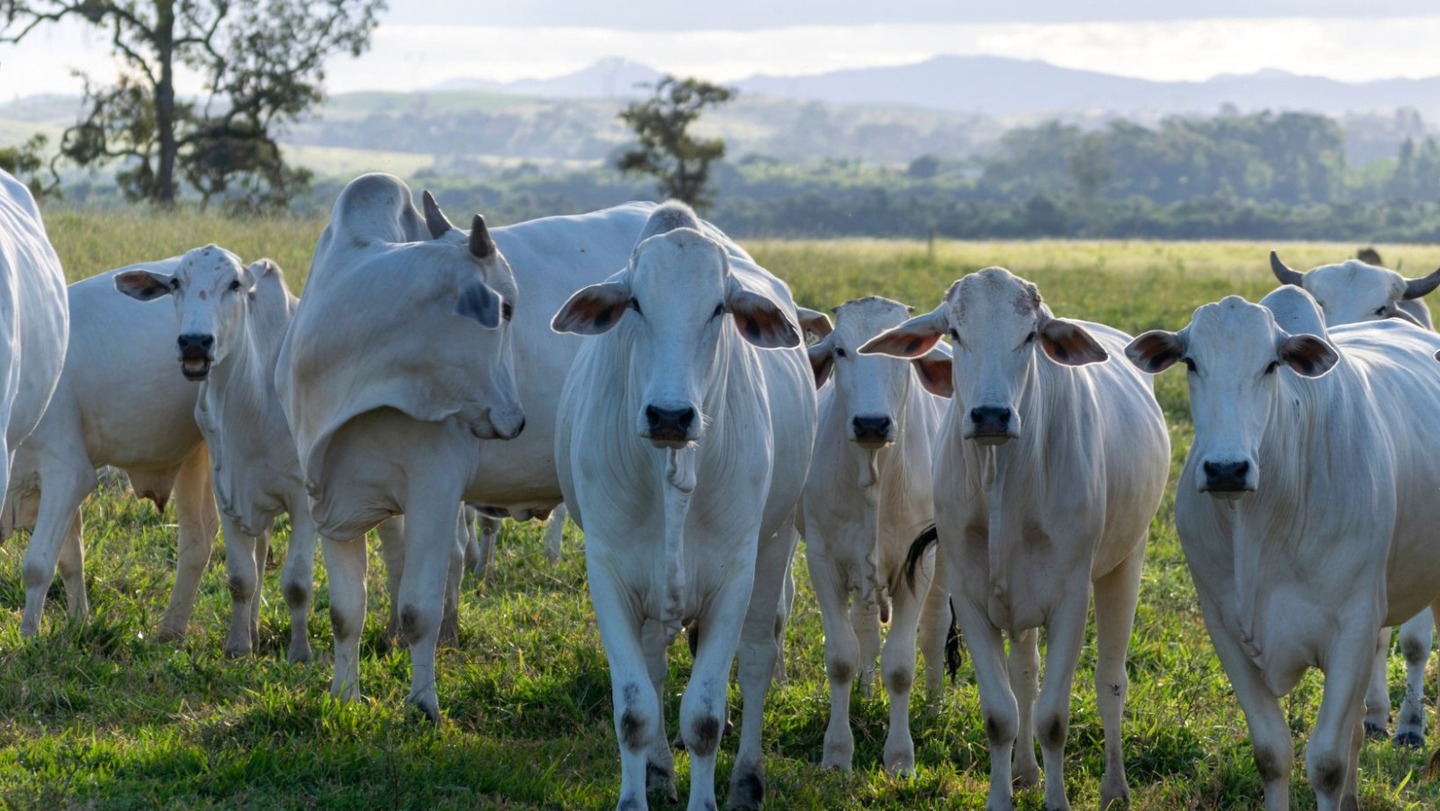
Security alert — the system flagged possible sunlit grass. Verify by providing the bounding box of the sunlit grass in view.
[4,210,1439,808]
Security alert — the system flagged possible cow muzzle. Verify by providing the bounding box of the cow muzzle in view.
[469,407,526,441]
[1200,458,1255,499]
[177,333,215,380]
[850,414,895,448]
[642,403,698,448]
[964,405,1018,446]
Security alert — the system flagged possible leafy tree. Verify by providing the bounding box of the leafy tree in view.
[0,132,54,197]
[615,75,735,209]
[0,0,385,211]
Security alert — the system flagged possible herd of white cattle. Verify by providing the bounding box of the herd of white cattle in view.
[3,167,1440,810]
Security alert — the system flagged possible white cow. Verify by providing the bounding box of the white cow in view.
[1126,293,1440,810]
[553,201,815,811]
[799,295,953,774]
[279,173,665,719]
[114,247,325,662]
[1271,250,1440,746]
[862,267,1169,811]
[5,259,217,641]
[0,172,67,503]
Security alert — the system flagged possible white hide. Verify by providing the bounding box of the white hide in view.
[1126,293,1440,810]
[278,173,671,719]
[553,202,816,811]
[1270,251,1438,329]
[114,247,326,662]
[799,296,952,774]
[0,171,67,504]
[6,259,216,641]
[862,267,1169,811]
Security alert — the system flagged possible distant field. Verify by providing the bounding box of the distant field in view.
[2,209,1439,809]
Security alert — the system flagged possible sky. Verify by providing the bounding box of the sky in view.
[2,1,1439,101]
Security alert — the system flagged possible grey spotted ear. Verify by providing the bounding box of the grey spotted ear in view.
[1039,317,1108,366]
[115,269,176,302]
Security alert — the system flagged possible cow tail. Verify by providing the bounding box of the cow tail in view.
[903,523,938,592]
[945,596,962,684]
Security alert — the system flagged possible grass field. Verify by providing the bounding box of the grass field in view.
[3,210,1440,809]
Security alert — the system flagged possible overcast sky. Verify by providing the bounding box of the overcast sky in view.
[3,1,1439,102]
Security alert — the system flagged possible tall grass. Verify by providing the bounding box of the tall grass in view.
[3,208,1438,809]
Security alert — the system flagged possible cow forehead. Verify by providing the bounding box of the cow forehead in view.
[1306,261,1402,300]
[629,229,726,295]
[1188,297,1279,359]
[177,244,244,284]
[943,267,1041,331]
[833,296,910,341]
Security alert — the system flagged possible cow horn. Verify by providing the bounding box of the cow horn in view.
[470,215,496,259]
[1270,251,1305,287]
[1403,267,1440,300]
[422,190,456,239]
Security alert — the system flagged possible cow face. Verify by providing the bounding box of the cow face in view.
[811,296,948,448]
[553,204,798,449]
[1126,296,1339,498]
[860,267,1105,446]
[115,245,257,381]
[1270,252,1440,327]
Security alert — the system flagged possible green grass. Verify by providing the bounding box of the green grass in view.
[5,212,1440,809]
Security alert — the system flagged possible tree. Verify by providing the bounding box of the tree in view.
[615,75,735,210]
[0,132,54,197]
[0,0,384,211]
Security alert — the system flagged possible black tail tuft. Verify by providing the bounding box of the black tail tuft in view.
[903,524,939,592]
[945,596,962,684]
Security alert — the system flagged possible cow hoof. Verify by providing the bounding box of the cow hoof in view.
[1394,731,1424,749]
[287,640,313,665]
[408,698,442,724]
[646,761,676,802]
[1364,721,1388,740]
[726,762,764,810]
[1100,782,1131,810]
[153,625,186,644]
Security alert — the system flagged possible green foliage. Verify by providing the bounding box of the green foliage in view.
[0,132,53,197]
[7,210,1440,809]
[0,0,385,211]
[615,75,736,210]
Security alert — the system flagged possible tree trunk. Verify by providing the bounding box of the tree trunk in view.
[154,0,177,206]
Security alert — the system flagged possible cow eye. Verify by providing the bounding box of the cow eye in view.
[1182,357,1197,373]
[712,303,724,319]
[1264,360,1279,375]
[834,347,847,358]
[1375,306,1388,317]
[169,278,181,291]
[229,280,242,292]
[501,301,514,322]
[948,328,960,341]
[629,296,643,315]
[1024,330,1037,344]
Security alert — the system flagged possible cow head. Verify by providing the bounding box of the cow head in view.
[809,296,949,448]
[1270,251,1440,327]
[1125,295,1339,498]
[551,201,799,448]
[860,267,1105,446]
[115,245,267,381]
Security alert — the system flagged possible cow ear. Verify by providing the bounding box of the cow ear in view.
[1278,334,1339,378]
[911,348,953,398]
[1039,317,1108,366]
[456,277,503,328]
[726,287,801,349]
[552,281,630,335]
[807,335,835,388]
[795,306,833,342]
[858,310,945,358]
[115,269,176,302]
[1125,330,1184,374]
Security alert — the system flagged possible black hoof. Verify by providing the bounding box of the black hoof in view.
[1363,721,1388,740]
[1394,731,1424,749]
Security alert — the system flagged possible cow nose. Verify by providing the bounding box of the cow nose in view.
[177,333,215,358]
[1202,460,1252,491]
[851,415,893,443]
[970,406,1012,429]
[645,405,696,439]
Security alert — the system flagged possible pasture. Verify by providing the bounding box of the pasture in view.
[2,208,1439,809]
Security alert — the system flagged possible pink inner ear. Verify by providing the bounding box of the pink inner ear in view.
[1041,320,1108,366]
[913,357,953,397]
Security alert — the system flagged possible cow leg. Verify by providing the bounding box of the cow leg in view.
[376,515,406,650]
[219,510,263,657]
[851,596,883,699]
[916,552,952,705]
[55,509,87,623]
[159,444,218,642]
[1310,625,1379,811]
[251,528,272,646]
[880,562,928,775]
[438,506,465,648]
[773,557,795,683]
[397,482,464,722]
[1093,546,1144,810]
[20,459,94,637]
[1034,585,1090,811]
[543,503,567,565]
[1394,608,1432,747]
[1364,627,1393,738]
[588,551,660,811]
[729,524,800,811]
[323,534,367,701]
[1008,627,1041,790]
[471,513,500,580]
[807,539,860,770]
[954,589,1020,811]
[1206,616,1293,810]
[641,619,677,801]
[280,497,318,663]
